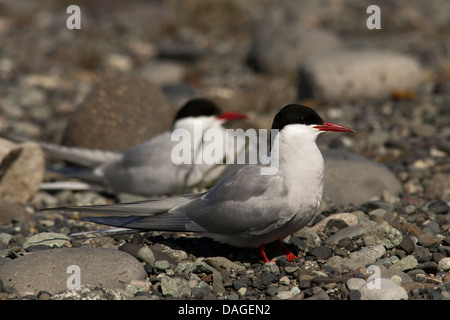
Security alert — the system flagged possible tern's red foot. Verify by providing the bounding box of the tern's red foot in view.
[258,245,275,263]
[276,240,299,261]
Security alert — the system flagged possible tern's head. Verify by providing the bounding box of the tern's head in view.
[172,98,247,131]
[271,104,354,140]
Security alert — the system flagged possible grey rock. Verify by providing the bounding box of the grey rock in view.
[323,149,403,206]
[212,270,226,295]
[308,246,332,259]
[0,248,147,295]
[292,227,322,249]
[371,222,403,249]
[248,13,342,77]
[399,237,416,255]
[137,246,156,267]
[324,226,367,245]
[151,243,187,263]
[389,255,418,271]
[203,256,246,273]
[0,233,13,245]
[154,260,171,272]
[0,139,45,204]
[380,268,413,284]
[298,50,422,102]
[412,246,431,263]
[0,199,32,225]
[360,278,408,300]
[23,232,71,249]
[62,74,173,150]
[426,200,449,215]
[50,285,128,300]
[277,286,301,300]
[439,257,450,271]
[139,60,186,86]
[346,278,366,291]
[349,245,386,263]
[326,245,386,272]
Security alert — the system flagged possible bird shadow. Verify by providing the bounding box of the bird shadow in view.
[140,232,299,265]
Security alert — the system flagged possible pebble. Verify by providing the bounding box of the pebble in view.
[412,246,431,263]
[360,278,408,300]
[160,276,191,298]
[298,50,422,102]
[324,226,367,245]
[323,149,403,206]
[426,200,449,215]
[276,286,301,300]
[418,233,442,248]
[23,232,71,250]
[390,255,419,271]
[371,222,403,249]
[399,237,416,254]
[326,245,386,272]
[346,278,366,291]
[0,248,147,295]
[62,74,173,150]
[0,139,44,204]
[439,258,450,271]
[248,14,342,77]
[311,213,358,233]
[308,246,332,260]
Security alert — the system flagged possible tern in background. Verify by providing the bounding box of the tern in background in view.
[39,98,248,196]
[46,104,354,262]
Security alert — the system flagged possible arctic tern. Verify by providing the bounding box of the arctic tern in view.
[47,104,354,262]
[39,98,248,196]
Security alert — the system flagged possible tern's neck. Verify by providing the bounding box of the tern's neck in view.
[271,126,324,181]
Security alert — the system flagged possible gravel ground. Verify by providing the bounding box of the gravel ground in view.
[0,0,450,301]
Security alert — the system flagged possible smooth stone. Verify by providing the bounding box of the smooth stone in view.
[0,248,147,295]
[0,139,44,204]
[347,278,366,291]
[323,149,403,206]
[203,256,246,273]
[276,286,301,300]
[311,213,358,233]
[399,237,416,255]
[308,246,332,259]
[426,200,449,215]
[139,60,186,86]
[0,199,32,225]
[298,49,422,102]
[23,232,71,249]
[324,226,367,245]
[371,222,403,249]
[325,245,386,272]
[247,14,342,77]
[62,74,173,150]
[439,258,450,271]
[389,255,418,271]
[360,278,408,300]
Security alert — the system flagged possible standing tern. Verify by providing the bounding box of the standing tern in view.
[39,98,248,196]
[46,104,354,262]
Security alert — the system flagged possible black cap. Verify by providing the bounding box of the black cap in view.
[174,98,221,121]
[271,104,324,131]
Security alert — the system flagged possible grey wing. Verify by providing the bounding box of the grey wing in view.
[45,192,204,216]
[97,132,195,194]
[44,192,206,232]
[170,165,293,236]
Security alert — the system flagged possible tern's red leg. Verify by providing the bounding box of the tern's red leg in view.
[276,240,299,261]
[258,245,275,263]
